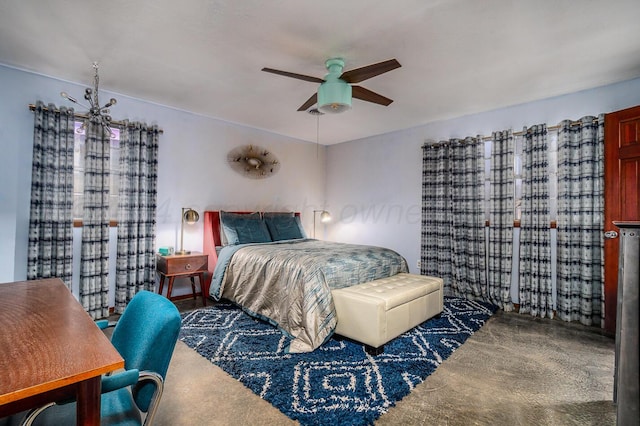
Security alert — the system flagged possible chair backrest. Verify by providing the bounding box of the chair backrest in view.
[110,290,181,412]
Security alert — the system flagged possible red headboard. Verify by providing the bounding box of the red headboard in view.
[202,211,301,289]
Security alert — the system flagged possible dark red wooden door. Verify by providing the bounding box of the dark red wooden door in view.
[603,105,640,334]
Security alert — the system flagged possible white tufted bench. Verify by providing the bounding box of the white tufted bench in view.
[331,273,444,355]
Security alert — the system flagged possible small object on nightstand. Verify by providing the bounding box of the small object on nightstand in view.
[156,252,209,305]
[158,246,174,256]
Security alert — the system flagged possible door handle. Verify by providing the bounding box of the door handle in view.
[604,230,619,239]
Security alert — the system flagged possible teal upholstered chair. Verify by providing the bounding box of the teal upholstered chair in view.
[23,290,181,426]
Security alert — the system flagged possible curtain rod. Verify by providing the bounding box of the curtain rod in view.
[424,119,600,145]
[28,104,164,134]
[478,118,599,142]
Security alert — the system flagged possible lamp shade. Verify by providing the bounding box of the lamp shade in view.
[320,210,331,222]
[183,209,199,224]
[317,81,352,114]
[313,209,331,239]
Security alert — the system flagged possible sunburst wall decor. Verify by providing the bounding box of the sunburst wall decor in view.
[227,145,280,179]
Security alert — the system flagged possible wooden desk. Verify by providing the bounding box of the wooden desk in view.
[0,278,124,425]
[156,252,209,306]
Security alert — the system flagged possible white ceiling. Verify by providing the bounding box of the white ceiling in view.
[1,0,640,145]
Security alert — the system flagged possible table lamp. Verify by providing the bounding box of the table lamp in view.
[313,210,331,238]
[176,207,199,255]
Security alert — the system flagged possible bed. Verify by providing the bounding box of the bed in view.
[202,210,409,352]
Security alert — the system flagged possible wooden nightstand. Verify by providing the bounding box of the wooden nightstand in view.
[156,252,209,305]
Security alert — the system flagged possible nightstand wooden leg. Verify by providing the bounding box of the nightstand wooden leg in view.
[166,276,175,301]
[189,276,197,300]
[158,275,165,295]
[199,272,207,306]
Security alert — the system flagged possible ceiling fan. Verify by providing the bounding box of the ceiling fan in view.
[262,58,401,114]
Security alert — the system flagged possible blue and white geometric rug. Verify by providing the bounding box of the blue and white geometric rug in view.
[179,296,497,426]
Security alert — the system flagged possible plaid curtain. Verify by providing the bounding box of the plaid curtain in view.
[27,101,75,287]
[518,124,553,318]
[421,138,486,300]
[556,115,604,326]
[487,130,514,310]
[79,121,111,319]
[421,143,452,289]
[115,121,160,313]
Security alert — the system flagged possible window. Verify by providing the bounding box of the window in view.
[73,122,121,224]
[483,140,492,223]
[513,135,523,222]
[512,131,558,225]
[548,131,558,222]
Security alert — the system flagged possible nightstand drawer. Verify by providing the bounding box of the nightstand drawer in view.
[156,253,208,275]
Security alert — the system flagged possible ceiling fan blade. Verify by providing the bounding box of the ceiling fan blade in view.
[340,59,401,84]
[262,68,325,83]
[352,86,393,106]
[297,93,318,111]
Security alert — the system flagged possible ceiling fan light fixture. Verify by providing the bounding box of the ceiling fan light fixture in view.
[317,80,351,114]
[262,57,400,112]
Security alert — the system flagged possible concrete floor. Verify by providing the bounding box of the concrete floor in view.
[156,298,617,426]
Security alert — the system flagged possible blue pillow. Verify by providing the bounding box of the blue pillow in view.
[264,215,306,241]
[220,212,272,244]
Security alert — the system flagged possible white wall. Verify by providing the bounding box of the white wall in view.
[0,64,327,300]
[3,61,640,305]
[324,77,640,284]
